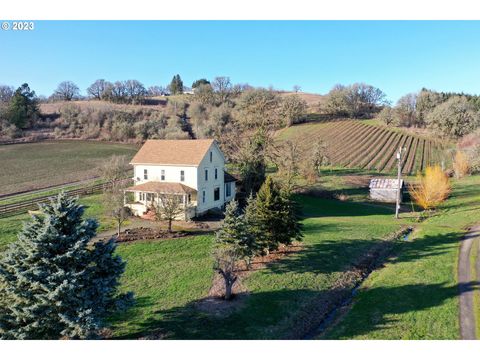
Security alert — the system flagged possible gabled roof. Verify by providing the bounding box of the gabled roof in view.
[125,181,197,194]
[130,139,215,166]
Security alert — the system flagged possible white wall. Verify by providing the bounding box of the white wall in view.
[134,164,198,190]
[196,142,226,213]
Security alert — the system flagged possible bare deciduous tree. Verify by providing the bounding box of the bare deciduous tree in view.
[86,79,110,100]
[147,85,166,97]
[154,194,185,232]
[124,80,147,104]
[271,139,302,189]
[213,244,239,300]
[53,81,80,101]
[103,182,131,237]
[100,155,130,187]
[212,76,233,103]
[280,94,307,127]
[292,85,301,93]
[0,85,14,103]
[396,93,418,127]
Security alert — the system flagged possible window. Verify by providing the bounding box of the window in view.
[143,169,148,180]
[205,169,208,181]
[180,170,185,182]
[202,190,206,203]
[210,151,212,162]
[226,182,231,197]
[161,169,165,181]
[214,187,220,201]
[214,168,218,180]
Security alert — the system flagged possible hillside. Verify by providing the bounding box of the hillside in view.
[279,91,325,109]
[278,119,450,175]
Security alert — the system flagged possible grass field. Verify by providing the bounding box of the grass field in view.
[0,141,138,195]
[323,175,480,339]
[1,165,477,339]
[109,195,410,339]
[0,194,111,252]
[278,120,451,175]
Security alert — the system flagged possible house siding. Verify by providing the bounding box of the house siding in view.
[196,143,226,213]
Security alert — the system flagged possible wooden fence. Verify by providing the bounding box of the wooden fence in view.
[0,180,130,218]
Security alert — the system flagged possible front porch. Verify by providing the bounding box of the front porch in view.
[124,181,197,220]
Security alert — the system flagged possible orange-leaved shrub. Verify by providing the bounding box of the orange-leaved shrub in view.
[409,165,451,210]
[453,151,470,179]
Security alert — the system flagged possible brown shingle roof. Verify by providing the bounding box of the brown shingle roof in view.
[125,181,197,194]
[130,139,215,166]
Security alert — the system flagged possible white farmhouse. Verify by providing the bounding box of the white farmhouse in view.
[124,139,236,219]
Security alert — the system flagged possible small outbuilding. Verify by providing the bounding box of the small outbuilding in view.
[369,178,404,203]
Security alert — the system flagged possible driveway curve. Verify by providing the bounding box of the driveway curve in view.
[458,225,480,340]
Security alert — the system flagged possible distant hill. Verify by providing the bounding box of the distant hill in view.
[279,91,325,109]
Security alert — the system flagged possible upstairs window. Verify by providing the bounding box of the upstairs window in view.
[205,169,208,181]
[202,190,206,203]
[144,169,148,180]
[210,151,213,162]
[215,168,218,180]
[214,187,220,201]
[180,170,185,182]
[161,169,165,181]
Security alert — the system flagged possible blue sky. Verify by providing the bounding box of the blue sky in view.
[1,21,479,102]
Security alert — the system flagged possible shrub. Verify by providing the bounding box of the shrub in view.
[426,96,480,138]
[409,165,451,210]
[377,106,398,126]
[452,151,470,179]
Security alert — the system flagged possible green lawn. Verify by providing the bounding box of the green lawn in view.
[0,194,111,252]
[324,175,480,339]
[109,195,410,339]
[0,140,137,195]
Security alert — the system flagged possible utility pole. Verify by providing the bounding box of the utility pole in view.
[395,146,404,219]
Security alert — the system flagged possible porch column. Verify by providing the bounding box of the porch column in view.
[123,190,127,206]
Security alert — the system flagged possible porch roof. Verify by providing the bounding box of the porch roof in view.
[125,181,197,195]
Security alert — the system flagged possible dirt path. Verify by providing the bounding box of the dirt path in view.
[458,225,480,340]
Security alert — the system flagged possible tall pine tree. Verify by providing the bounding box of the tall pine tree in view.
[169,74,184,95]
[253,176,303,253]
[0,193,133,339]
[215,200,256,264]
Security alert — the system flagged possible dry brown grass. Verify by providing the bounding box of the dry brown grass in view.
[40,98,169,115]
[279,92,325,108]
[409,165,451,210]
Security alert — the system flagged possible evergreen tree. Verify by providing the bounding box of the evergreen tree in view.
[191,78,210,89]
[253,176,303,252]
[7,83,39,129]
[216,200,256,265]
[244,193,266,255]
[0,193,133,339]
[279,186,304,246]
[169,74,184,95]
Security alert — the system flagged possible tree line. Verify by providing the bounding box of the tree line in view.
[378,88,480,138]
